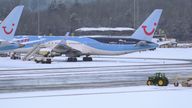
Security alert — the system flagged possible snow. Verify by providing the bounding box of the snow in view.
[0,86,191,108]
[0,48,191,69]
[0,48,192,108]
[0,55,187,69]
[121,48,192,60]
[75,27,135,32]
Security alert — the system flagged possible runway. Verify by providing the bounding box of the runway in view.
[0,57,192,93]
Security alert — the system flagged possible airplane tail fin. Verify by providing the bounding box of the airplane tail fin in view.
[65,32,70,36]
[131,9,162,42]
[0,5,24,41]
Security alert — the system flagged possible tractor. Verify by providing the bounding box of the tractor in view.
[147,73,169,86]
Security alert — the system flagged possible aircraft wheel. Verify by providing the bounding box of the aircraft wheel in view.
[73,58,77,62]
[88,57,92,61]
[83,57,92,61]
[67,58,72,62]
[67,57,77,62]
[46,59,52,64]
[34,59,40,63]
[10,56,14,59]
[83,57,86,61]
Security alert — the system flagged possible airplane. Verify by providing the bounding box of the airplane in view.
[12,9,162,63]
[0,5,47,57]
[59,9,163,62]
[0,5,24,52]
[0,5,66,60]
[13,35,65,54]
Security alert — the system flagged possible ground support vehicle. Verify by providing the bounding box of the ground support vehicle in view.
[147,73,169,86]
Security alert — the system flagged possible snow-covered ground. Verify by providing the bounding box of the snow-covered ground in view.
[122,48,192,59]
[0,86,191,108]
[0,48,191,69]
[0,48,192,108]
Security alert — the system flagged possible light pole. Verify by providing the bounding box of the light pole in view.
[134,0,139,29]
[137,0,139,28]
[109,17,112,36]
[37,0,40,35]
[134,0,136,29]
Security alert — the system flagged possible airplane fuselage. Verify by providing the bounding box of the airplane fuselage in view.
[0,41,22,52]
[13,36,158,56]
[63,36,158,56]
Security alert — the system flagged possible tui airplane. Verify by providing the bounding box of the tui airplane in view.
[13,9,162,62]
[0,6,46,53]
[0,5,25,52]
[59,9,163,62]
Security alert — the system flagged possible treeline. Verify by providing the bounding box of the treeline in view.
[0,0,191,41]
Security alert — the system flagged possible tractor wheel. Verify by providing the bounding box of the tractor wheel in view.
[147,80,152,86]
[157,79,165,86]
[164,78,169,86]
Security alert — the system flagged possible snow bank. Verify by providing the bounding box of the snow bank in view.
[123,48,192,60]
[0,86,191,108]
[75,27,135,31]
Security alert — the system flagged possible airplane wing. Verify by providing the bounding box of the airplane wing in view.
[20,38,46,45]
[51,40,82,57]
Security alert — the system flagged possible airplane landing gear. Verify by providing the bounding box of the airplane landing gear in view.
[83,57,92,61]
[67,57,77,62]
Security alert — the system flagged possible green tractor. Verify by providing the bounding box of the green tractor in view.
[147,73,169,86]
